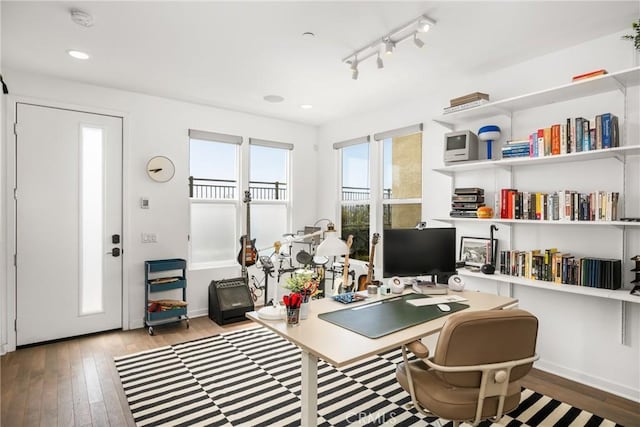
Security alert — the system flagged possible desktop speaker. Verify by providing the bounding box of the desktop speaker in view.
[448,274,465,291]
[389,276,405,294]
[208,278,254,325]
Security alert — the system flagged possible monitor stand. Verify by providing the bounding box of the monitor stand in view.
[412,276,447,295]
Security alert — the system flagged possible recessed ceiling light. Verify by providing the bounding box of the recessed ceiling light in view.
[263,94,284,103]
[70,9,94,28]
[302,32,315,38]
[67,50,90,60]
[300,104,313,109]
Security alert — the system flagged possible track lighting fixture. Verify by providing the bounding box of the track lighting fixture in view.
[413,32,424,48]
[342,13,436,80]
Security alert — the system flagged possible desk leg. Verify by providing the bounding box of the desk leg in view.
[300,350,318,427]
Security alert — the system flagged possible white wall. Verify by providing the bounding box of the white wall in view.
[0,4,5,355]
[317,30,640,401]
[1,70,318,349]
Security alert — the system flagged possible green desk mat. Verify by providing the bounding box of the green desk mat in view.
[318,293,469,339]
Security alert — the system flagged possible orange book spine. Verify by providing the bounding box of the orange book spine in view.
[551,124,561,155]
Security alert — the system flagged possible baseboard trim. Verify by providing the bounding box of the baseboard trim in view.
[536,359,640,403]
[188,308,209,318]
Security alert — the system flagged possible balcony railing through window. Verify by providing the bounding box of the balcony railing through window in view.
[342,186,392,201]
[189,177,287,200]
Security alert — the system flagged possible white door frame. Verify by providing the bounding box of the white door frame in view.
[3,95,131,353]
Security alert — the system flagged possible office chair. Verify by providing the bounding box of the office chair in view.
[396,309,539,426]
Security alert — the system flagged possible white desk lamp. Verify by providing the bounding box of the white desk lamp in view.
[316,223,349,257]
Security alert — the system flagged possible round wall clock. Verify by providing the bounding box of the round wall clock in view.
[146,156,175,182]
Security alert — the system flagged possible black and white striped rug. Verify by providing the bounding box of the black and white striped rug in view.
[114,327,620,427]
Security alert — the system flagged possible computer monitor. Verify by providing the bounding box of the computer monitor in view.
[382,228,456,281]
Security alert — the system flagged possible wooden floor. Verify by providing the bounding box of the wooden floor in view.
[1,316,638,426]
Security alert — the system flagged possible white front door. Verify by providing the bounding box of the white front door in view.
[15,103,123,346]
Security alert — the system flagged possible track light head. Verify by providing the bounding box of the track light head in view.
[413,32,424,48]
[418,16,436,32]
[384,39,395,55]
[376,52,384,69]
[351,68,359,80]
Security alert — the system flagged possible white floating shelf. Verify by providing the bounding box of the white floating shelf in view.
[433,145,640,175]
[457,269,640,303]
[433,218,640,227]
[433,66,640,128]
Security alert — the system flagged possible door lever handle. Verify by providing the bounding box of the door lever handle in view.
[107,248,121,257]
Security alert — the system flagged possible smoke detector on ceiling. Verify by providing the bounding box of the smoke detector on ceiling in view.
[70,9,94,28]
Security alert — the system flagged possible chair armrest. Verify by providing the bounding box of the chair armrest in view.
[406,340,430,359]
[424,353,539,373]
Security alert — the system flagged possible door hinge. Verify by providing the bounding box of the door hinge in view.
[14,319,17,332]
[13,188,17,200]
[13,122,18,135]
[13,254,16,267]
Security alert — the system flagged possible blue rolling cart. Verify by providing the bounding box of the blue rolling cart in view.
[144,258,189,335]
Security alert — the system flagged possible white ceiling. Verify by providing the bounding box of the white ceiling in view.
[2,1,638,125]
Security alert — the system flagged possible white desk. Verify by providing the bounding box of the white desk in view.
[246,290,517,426]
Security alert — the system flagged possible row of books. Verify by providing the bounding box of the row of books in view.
[499,189,619,221]
[499,249,621,290]
[520,113,620,158]
[501,140,530,158]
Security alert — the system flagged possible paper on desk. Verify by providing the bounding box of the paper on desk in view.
[406,294,468,307]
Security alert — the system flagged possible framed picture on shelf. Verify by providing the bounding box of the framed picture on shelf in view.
[459,236,498,267]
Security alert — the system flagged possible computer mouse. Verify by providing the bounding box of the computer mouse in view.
[437,304,451,312]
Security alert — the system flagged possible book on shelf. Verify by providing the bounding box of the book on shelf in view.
[449,92,490,107]
[571,69,608,82]
[601,113,620,148]
[566,118,572,154]
[575,117,585,153]
[595,114,602,150]
[551,124,561,155]
[582,119,590,151]
[442,98,489,113]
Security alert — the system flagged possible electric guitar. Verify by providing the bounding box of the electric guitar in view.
[357,233,380,291]
[237,190,257,267]
[335,235,354,294]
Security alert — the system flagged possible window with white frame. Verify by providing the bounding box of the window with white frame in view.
[334,125,423,262]
[375,124,423,230]
[248,138,292,256]
[189,130,241,267]
[336,137,371,261]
